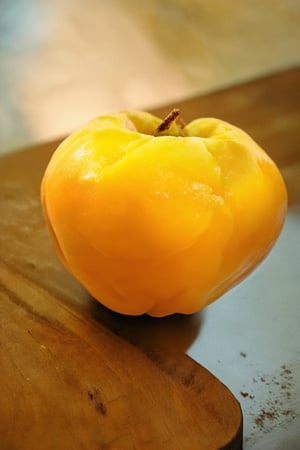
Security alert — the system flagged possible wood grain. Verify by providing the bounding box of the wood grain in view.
[1,66,299,449]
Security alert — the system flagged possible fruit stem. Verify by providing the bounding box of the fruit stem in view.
[154,108,186,136]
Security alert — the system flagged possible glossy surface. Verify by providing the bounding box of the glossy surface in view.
[41,112,287,316]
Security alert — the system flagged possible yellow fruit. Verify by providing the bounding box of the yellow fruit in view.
[41,110,287,316]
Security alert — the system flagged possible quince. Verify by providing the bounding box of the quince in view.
[41,110,287,316]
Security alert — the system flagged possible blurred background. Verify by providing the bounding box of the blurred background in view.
[0,0,299,155]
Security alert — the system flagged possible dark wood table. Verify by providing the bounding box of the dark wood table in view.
[1,67,299,449]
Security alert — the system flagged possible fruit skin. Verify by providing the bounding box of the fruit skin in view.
[41,111,287,317]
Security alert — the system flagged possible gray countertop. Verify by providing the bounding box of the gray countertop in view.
[187,207,300,449]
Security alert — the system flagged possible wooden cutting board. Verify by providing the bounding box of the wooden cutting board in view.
[1,66,299,450]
